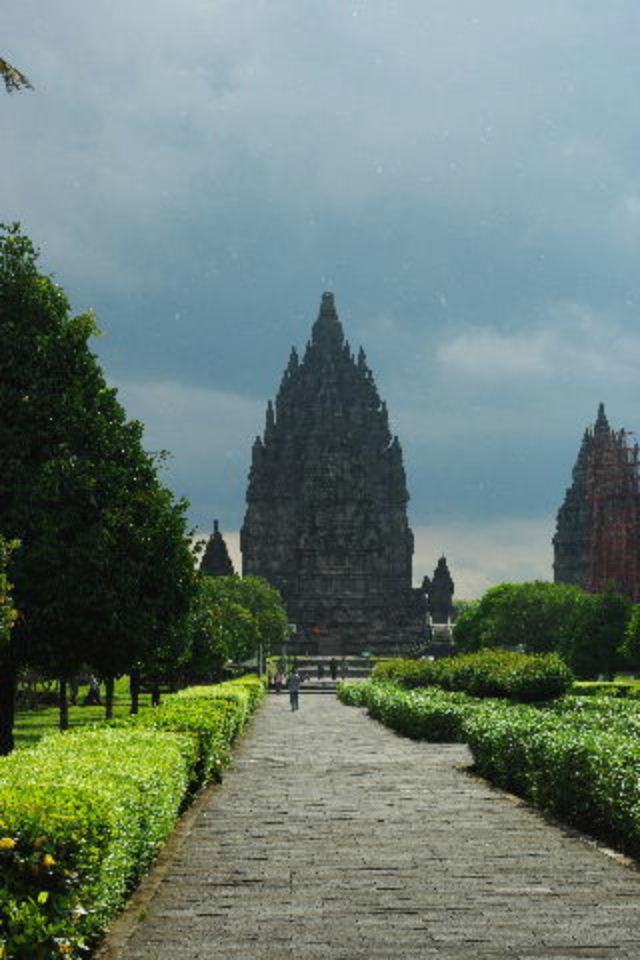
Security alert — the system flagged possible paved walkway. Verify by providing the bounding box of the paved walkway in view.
[108,694,640,960]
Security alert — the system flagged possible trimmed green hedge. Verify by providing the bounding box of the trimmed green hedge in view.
[339,681,472,741]
[571,680,638,698]
[340,679,640,858]
[0,675,264,960]
[465,697,640,856]
[371,650,574,702]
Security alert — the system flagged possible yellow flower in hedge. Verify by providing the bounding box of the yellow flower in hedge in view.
[33,835,49,849]
[0,836,16,850]
[41,853,56,868]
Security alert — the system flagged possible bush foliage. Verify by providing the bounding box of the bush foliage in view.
[340,678,640,859]
[0,675,263,960]
[341,681,473,741]
[452,580,631,679]
[372,650,574,702]
[465,695,640,857]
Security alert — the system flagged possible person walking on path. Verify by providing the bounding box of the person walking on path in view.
[329,657,338,680]
[288,669,303,711]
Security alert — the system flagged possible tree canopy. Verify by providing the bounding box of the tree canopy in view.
[453,579,631,680]
[0,223,195,747]
[184,574,287,680]
[453,581,588,655]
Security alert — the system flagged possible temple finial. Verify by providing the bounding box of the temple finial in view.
[311,291,344,351]
[201,519,235,576]
[594,402,609,433]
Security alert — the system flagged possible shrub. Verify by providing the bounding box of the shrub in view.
[372,650,573,702]
[340,679,640,858]
[336,681,369,707]
[0,675,264,959]
[464,698,640,856]
[571,680,635,698]
[370,658,436,687]
[0,727,195,959]
[338,680,472,741]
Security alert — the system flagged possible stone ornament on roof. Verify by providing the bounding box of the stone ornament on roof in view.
[200,520,235,577]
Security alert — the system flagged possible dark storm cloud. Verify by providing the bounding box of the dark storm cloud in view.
[4,1,640,591]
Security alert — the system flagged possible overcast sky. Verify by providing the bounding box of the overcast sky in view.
[4,2,640,595]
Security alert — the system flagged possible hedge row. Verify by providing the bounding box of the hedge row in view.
[0,675,265,960]
[339,681,472,741]
[339,680,640,858]
[465,698,640,857]
[571,680,640,698]
[372,649,573,701]
[338,680,476,741]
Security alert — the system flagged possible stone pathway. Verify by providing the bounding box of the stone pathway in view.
[108,694,640,960]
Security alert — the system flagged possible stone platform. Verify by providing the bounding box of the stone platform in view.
[101,694,640,959]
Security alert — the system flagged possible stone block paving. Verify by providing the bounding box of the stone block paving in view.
[111,694,640,959]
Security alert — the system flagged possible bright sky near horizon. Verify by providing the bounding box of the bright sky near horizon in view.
[4,2,640,596]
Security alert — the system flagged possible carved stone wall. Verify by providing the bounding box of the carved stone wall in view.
[241,292,426,654]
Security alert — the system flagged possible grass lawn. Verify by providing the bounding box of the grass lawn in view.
[13,677,154,750]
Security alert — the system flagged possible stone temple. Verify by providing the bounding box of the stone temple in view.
[241,292,426,655]
[554,403,640,601]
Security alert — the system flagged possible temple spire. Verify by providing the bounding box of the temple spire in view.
[201,520,235,577]
[311,291,344,352]
[264,399,276,441]
[423,556,455,624]
[594,402,609,433]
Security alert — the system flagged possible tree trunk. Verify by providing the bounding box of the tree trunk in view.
[59,678,69,731]
[0,659,17,755]
[129,669,140,715]
[105,676,115,719]
[151,682,161,707]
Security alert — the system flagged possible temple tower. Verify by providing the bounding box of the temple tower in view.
[241,292,426,654]
[554,403,640,600]
[200,520,235,577]
[423,556,456,624]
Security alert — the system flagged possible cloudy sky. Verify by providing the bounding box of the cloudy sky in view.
[4,2,640,596]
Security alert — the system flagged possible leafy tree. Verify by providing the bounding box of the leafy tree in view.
[0,57,32,93]
[183,575,287,677]
[0,223,94,746]
[0,535,19,753]
[453,581,590,655]
[564,583,631,680]
[452,598,479,617]
[621,603,640,673]
[233,576,288,657]
[0,224,194,745]
[182,576,241,683]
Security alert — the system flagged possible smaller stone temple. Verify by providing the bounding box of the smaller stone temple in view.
[200,520,235,577]
[554,404,640,600]
[422,556,456,624]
